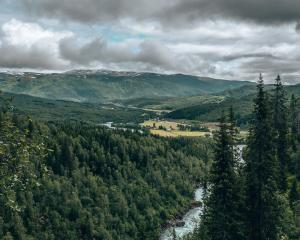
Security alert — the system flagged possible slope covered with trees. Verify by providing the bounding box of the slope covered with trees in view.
[0,106,212,239]
[185,75,300,240]
[166,83,300,127]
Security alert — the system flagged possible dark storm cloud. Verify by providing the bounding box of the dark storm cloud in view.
[18,0,300,26]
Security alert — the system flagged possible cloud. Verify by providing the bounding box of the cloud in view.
[1,9,300,83]
[19,0,168,23]
[222,53,280,62]
[18,0,300,28]
[59,37,136,66]
[59,37,176,69]
[296,22,300,32]
[158,0,300,27]
[58,36,217,75]
[0,19,71,69]
[137,40,175,68]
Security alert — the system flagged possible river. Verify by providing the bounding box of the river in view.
[159,145,246,240]
[160,188,204,240]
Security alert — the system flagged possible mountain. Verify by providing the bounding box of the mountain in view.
[0,70,252,103]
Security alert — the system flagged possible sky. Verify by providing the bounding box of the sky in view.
[0,0,300,83]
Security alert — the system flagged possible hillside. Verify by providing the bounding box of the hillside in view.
[0,114,211,240]
[0,92,156,124]
[0,70,251,103]
[165,84,300,126]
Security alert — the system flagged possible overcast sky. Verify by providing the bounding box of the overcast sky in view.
[0,0,300,83]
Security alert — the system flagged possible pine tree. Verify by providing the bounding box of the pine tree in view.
[244,74,281,240]
[289,179,300,208]
[228,106,241,167]
[205,112,244,240]
[290,94,298,151]
[273,75,288,191]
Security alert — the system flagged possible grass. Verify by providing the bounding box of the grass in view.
[141,120,211,138]
[142,120,249,139]
[150,129,210,138]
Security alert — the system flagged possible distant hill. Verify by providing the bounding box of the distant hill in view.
[165,84,300,126]
[0,92,155,124]
[0,70,252,103]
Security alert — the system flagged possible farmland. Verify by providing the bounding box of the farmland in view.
[141,120,212,138]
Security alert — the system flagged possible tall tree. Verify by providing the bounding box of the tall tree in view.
[289,94,300,178]
[290,94,299,151]
[205,112,244,240]
[273,75,288,191]
[244,74,281,240]
[289,179,300,208]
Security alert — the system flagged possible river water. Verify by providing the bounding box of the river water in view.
[159,145,246,240]
[160,188,204,240]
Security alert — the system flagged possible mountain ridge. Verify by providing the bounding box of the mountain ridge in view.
[0,70,253,103]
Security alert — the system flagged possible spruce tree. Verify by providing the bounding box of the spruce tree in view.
[289,179,300,208]
[290,94,298,151]
[244,74,281,240]
[273,75,288,191]
[205,112,244,240]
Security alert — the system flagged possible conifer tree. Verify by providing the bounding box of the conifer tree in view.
[205,112,244,240]
[273,75,288,191]
[289,179,300,208]
[245,74,281,240]
[290,94,298,151]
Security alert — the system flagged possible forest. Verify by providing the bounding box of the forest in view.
[0,75,299,240]
[0,105,212,239]
[184,75,300,240]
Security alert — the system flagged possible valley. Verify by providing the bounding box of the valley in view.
[0,70,299,240]
[1,2,300,239]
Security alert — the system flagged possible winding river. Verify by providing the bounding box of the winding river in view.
[160,145,246,240]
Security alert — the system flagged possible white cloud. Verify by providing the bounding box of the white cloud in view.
[0,15,300,83]
[0,19,72,69]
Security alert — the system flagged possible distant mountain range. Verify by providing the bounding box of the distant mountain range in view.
[0,70,252,103]
[0,70,298,125]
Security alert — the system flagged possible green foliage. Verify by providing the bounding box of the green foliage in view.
[273,75,288,191]
[0,113,211,239]
[203,111,245,240]
[166,83,300,128]
[244,75,282,240]
[0,112,46,212]
[187,76,300,240]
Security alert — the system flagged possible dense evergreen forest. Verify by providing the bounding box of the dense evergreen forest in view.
[0,75,299,240]
[0,105,213,239]
[185,75,300,240]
